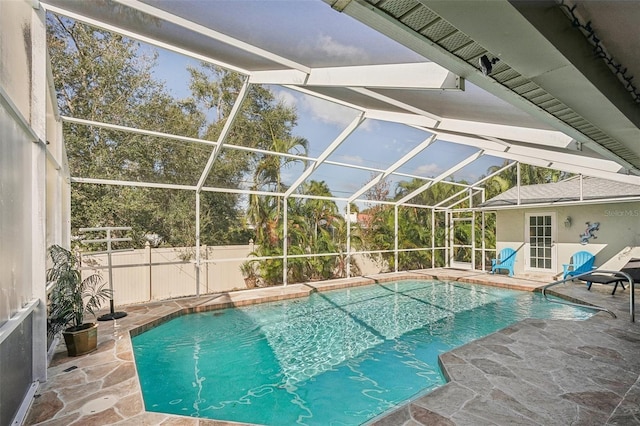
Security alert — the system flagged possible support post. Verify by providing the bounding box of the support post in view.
[146,242,152,301]
[195,192,201,297]
[283,197,288,286]
[346,203,351,278]
[394,205,399,272]
[80,226,132,320]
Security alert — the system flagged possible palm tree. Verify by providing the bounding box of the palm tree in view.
[248,132,308,250]
[247,194,281,246]
[484,160,572,198]
[253,135,308,194]
[302,180,338,242]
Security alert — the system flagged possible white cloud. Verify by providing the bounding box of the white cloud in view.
[303,95,359,128]
[276,90,299,109]
[274,88,358,129]
[315,34,369,63]
[414,163,441,176]
[337,154,365,165]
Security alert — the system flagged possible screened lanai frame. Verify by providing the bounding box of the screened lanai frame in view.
[40,0,640,292]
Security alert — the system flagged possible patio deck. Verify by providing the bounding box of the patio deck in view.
[24,269,640,426]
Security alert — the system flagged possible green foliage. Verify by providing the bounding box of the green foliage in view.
[47,16,297,247]
[484,160,572,199]
[48,14,570,283]
[248,177,359,284]
[46,245,111,337]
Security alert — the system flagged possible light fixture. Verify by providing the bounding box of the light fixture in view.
[564,216,572,228]
[479,55,500,76]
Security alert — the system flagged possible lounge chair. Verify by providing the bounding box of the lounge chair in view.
[491,248,516,277]
[577,258,640,295]
[562,251,595,280]
[579,272,627,295]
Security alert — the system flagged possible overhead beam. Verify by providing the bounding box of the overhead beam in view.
[396,150,484,205]
[431,129,624,173]
[113,0,311,74]
[348,134,437,202]
[196,79,250,191]
[326,0,640,172]
[40,2,249,75]
[308,63,461,89]
[284,112,365,197]
[433,161,516,208]
[251,62,461,89]
[435,118,573,148]
[365,109,441,128]
[348,87,442,122]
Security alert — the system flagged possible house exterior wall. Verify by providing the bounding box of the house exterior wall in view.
[495,201,640,275]
[0,2,58,424]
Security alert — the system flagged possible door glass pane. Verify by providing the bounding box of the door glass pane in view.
[527,214,553,270]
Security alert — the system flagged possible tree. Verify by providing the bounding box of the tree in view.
[48,16,301,248]
[48,16,205,246]
[484,160,572,199]
[247,122,309,275]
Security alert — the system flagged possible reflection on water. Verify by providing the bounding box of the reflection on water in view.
[133,280,593,425]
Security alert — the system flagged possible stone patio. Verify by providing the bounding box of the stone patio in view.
[24,270,640,425]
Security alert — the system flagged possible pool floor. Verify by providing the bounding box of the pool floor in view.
[132,280,592,425]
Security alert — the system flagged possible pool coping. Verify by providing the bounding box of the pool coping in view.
[126,270,546,338]
[25,269,640,425]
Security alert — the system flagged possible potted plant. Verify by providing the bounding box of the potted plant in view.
[46,244,112,356]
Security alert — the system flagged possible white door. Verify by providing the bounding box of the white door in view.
[525,213,556,271]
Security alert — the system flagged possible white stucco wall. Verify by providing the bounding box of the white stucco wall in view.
[0,1,57,423]
[495,201,640,276]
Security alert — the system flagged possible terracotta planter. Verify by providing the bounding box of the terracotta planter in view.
[62,323,99,357]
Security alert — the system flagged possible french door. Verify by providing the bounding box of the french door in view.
[525,213,555,271]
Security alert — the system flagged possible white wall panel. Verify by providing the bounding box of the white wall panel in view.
[0,104,32,325]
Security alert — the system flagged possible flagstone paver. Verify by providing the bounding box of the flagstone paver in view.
[24,270,640,425]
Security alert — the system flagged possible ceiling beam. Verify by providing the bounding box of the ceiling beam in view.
[250,62,462,90]
[326,0,640,172]
[348,134,437,202]
[306,63,462,89]
[41,2,249,75]
[396,150,484,205]
[196,79,250,192]
[113,0,311,74]
[284,112,365,197]
[435,118,572,148]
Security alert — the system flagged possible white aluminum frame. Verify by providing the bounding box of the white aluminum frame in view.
[39,0,640,294]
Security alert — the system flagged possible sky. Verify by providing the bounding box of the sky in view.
[143,0,507,209]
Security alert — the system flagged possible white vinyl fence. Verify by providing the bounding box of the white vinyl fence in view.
[79,245,387,307]
[79,245,252,306]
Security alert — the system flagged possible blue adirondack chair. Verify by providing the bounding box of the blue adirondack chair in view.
[562,251,595,279]
[491,248,517,277]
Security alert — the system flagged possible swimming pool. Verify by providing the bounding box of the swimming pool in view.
[132,280,593,425]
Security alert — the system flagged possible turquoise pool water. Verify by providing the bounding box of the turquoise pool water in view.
[132,280,593,425]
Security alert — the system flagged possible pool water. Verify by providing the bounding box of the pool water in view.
[132,280,593,425]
